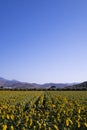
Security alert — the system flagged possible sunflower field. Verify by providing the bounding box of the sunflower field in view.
[0,91,87,130]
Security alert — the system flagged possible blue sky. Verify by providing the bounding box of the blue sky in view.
[0,0,87,83]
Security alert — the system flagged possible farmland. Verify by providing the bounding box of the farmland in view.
[0,91,87,130]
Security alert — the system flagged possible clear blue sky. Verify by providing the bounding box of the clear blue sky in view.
[0,0,87,83]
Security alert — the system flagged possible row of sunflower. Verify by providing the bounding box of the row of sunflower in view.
[0,91,87,130]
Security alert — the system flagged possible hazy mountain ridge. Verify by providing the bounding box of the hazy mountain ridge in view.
[0,77,35,89]
[65,81,87,90]
[32,83,76,89]
[0,77,86,90]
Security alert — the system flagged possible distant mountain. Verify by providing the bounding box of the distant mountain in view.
[0,77,8,82]
[0,76,85,90]
[32,83,76,89]
[64,81,87,90]
[0,77,35,89]
[0,77,8,86]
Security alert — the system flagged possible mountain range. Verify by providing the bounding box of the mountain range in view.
[0,77,87,90]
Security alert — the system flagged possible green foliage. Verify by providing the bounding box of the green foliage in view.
[0,91,87,130]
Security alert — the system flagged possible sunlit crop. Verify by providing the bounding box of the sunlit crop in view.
[0,91,87,130]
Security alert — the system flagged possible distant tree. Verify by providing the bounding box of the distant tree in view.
[50,86,56,89]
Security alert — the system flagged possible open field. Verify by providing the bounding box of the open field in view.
[0,91,87,130]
